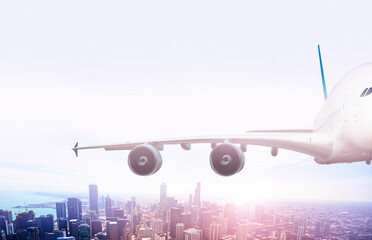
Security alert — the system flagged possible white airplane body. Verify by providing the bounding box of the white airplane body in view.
[73,47,372,176]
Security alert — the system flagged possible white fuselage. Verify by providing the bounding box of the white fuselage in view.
[313,63,372,164]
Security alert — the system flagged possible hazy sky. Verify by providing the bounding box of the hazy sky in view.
[1,0,372,203]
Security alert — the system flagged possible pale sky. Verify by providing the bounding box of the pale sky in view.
[1,0,372,203]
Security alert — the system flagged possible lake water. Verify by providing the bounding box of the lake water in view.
[0,191,65,218]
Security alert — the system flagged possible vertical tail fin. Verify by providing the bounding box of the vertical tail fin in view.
[318,45,328,101]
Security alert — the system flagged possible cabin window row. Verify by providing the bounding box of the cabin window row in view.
[360,88,372,97]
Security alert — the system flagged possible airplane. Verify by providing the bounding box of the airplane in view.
[72,45,372,176]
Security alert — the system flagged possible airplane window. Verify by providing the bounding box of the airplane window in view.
[361,88,368,97]
[366,88,372,96]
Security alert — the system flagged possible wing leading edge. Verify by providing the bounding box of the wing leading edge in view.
[73,131,333,161]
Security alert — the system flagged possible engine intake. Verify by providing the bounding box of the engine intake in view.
[128,144,162,176]
[210,143,245,176]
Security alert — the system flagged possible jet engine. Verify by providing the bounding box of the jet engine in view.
[128,144,162,176]
[210,143,245,176]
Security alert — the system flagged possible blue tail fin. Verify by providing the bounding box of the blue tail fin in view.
[318,45,328,101]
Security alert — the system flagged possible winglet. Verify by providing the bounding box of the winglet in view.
[318,45,327,101]
[73,142,79,157]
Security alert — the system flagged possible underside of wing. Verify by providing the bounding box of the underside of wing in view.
[72,130,333,176]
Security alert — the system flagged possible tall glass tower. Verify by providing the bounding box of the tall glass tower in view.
[89,185,99,216]
[160,182,167,211]
[56,202,67,219]
[67,198,82,221]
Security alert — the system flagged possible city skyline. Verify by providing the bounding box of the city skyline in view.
[1,182,372,240]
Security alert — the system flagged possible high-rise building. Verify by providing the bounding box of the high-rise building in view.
[91,220,102,238]
[224,204,236,234]
[130,197,136,215]
[188,195,193,209]
[138,228,153,240]
[170,208,182,238]
[324,223,330,236]
[160,183,167,212]
[296,226,304,240]
[184,228,201,240]
[176,223,184,240]
[77,224,90,240]
[69,220,80,239]
[15,212,33,231]
[181,213,192,229]
[56,203,67,219]
[45,230,64,240]
[113,209,124,219]
[16,229,28,240]
[89,185,99,216]
[27,227,39,240]
[314,221,321,238]
[215,217,228,236]
[0,216,8,236]
[200,212,211,230]
[152,219,163,234]
[235,224,248,240]
[193,183,201,207]
[209,223,221,240]
[107,222,118,240]
[105,196,113,218]
[67,198,82,221]
[57,219,68,233]
[99,196,105,210]
[0,210,13,223]
[117,219,127,240]
[254,205,264,223]
[36,215,54,239]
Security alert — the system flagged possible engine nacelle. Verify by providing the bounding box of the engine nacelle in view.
[210,143,245,176]
[128,144,162,176]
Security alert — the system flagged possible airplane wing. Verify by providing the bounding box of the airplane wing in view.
[73,130,332,160]
[73,130,333,176]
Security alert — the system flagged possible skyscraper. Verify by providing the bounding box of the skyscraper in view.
[27,227,39,240]
[78,224,90,240]
[181,213,192,229]
[56,203,67,219]
[57,218,68,233]
[314,221,321,238]
[170,208,182,238]
[296,226,304,240]
[324,223,330,236]
[176,223,184,240]
[209,223,221,240]
[184,228,201,240]
[91,220,102,238]
[224,204,236,234]
[39,214,54,238]
[107,222,118,240]
[254,205,264,223]
[160,183,167,211]
[193,183,201,207]
[105,196,113,218]
[215,217,228,236]
[117,219,127,240]
[67,198,82,221]
[152,219,163,234]
[89,185,99,216]
[235,224,248,240]
[138,228,153,240]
